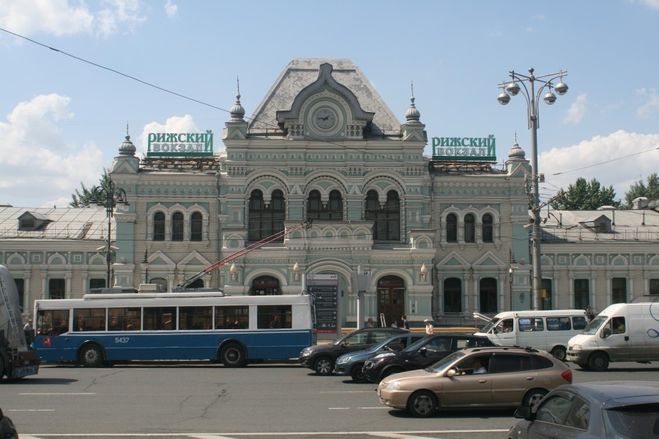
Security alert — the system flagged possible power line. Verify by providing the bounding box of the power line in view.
[551,145,659,176]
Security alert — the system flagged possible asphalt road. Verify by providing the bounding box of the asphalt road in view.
[2,361,659,439]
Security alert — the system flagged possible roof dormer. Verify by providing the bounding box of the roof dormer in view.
[18,211,52,231]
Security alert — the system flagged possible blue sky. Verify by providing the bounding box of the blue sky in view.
[1,0,659,208]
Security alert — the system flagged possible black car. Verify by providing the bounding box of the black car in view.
[362,332,493,382]
[298,327,408,375]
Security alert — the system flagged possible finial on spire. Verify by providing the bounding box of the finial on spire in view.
[230,76,246,121]
[411,80,415,99]
[236,76,241,100]
[405,81,420,123]
[514,131,518,144]
[126,123,129,137]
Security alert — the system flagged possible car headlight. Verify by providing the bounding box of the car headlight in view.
[336,356,350,365]
[385,380,401,391]
[571,344,581,351]
[300,347,312,356]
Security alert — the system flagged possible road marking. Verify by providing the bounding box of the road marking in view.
[328,407,351,410]
[358,406,389,410]
[8,409,55,412]
[19,392,96,396]
[320,390,375,394]
[25,430,510,437]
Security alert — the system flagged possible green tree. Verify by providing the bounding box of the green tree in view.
[550,177,620,210]
[624,173,659,207]
[70,169,112,207]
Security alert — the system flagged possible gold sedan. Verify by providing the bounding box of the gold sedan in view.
[377,346,573,417]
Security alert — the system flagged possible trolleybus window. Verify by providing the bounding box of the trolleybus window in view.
[144,307,176,330]
[258,305,292,329]
[74,308,106,331]
[215,306,249,329]
[179,306,212,330]
[108,307,141,331]
[37,309,69,335]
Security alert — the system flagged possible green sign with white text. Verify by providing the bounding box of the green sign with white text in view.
[147,130,214,157]
[432,135,496,162]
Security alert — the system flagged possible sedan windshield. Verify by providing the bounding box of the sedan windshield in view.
[402,335,433,353]
[426,351,465,372]
[604,403,659,439]
[582,315,607,335]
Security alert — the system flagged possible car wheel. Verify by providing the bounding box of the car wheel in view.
[221,343,246,367]
[522,388,547,410]
[79,343,104,367]
[350,363,366,382]
[588,352,609,371]
[314,356,334,375]
[550,345,566,361]
[407,390,438,418]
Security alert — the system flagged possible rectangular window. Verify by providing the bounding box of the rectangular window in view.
[15,278,24,313]
[36,309,69,336]
[611,277,627,304]
[546,317,571,331]
[179,306,212,330]
[574,279,590,309]
[74,308,106,331]
[48,278,65,299]
[143,307,176,330]
[650,279,659,295]
[572,316,588,330]
[518,317,544,332]
[257,305,292,329]
[215,306,249,329]
[108,307,141,331]
[89,278,106,290]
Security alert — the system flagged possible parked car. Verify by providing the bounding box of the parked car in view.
[334,333,425,382]
[0,408,18,439]
[377,346,572,418]
[508,381,659,439]
[363,333,493,383]
[298,327,407,375]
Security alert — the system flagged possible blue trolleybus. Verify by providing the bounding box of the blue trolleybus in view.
[32,290,314,367]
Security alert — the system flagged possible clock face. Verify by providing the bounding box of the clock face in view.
[313,107,338,131]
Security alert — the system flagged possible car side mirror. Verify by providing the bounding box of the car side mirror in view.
[446,368,457,378]
[601,327,611,339]
[419,347,427,356]
[514,406,534,420]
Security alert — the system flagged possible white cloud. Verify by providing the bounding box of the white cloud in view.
[563,93,587,125]
[0,94,105,207]
[640,0,659,10]
[637,88,659,118]
[539,130,659,201]
[164,0,178,17]
[0,0,146,39]
[139,115,199,155]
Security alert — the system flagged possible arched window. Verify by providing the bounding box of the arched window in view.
[249,275,281,295]
[464,213,476,243]
[444,278,462,313]
[482,213,494,243]
[153,211,165,241]
[190,212,203,241]
[479,277,498,314]
[248,189,286,242]
[307,190,323,220]
[172,212,184,241]
[366,190,400,241]
[328,190,343,220]
[446,213,457,243]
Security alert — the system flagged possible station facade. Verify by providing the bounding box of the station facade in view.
[3,59,658,328]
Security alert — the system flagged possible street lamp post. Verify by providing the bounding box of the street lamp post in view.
[498,68,568,310]
[93,181,129,287]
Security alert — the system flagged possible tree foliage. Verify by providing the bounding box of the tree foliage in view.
[624,173,659,207]
[550,177,620,210]
[70,169,112,207]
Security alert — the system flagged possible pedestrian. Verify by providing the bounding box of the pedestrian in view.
[23,318,32,331]
[366,317,375,328]
[584,306,595,321]
[401,315,410,330]
[0,408,18,439]
[424,318,434,335]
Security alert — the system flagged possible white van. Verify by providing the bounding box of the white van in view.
[567,302,659,371]
[475,309,589,360]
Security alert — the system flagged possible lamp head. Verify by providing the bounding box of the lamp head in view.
[505,81,520,96]
[554,81,568,95]
[543,91,557,105]
[497,92,511,105]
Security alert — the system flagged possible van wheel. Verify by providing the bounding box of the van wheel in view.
[550,346,567,361]
[350,363,366,382]
[314,356,334,375]
[407,390,438,417]
[588,352,609,371]
[79,343,104,367]
[523,388,547,410]
[221,343,246,367]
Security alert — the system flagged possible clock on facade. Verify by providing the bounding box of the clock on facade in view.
[313,107,338,131]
